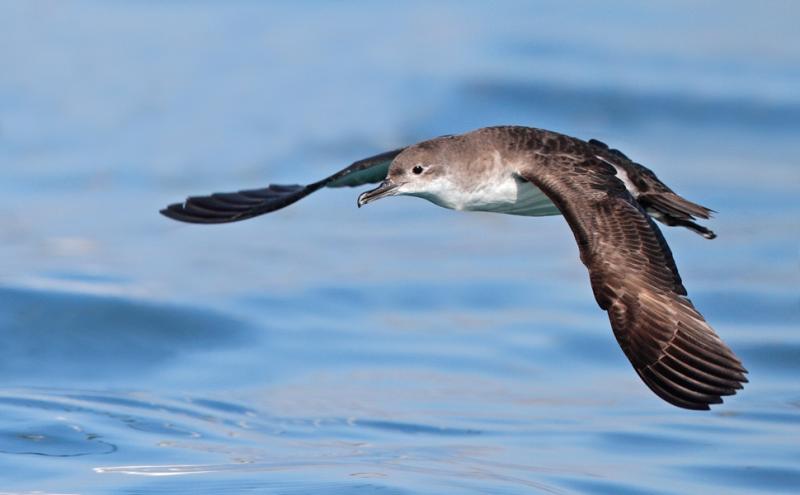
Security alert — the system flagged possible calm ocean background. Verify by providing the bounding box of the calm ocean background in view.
[0,1,798,493]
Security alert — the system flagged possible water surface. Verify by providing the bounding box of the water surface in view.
[0,1,798,493]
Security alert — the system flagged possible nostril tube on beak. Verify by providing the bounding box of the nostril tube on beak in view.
[357,179,398,207]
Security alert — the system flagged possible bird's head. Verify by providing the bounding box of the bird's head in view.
[357,136,460,208]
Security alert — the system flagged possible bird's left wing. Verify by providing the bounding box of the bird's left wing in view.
[160,147,404,224]
[517,155,746,410]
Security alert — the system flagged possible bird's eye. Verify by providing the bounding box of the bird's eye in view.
[412,165,424,175]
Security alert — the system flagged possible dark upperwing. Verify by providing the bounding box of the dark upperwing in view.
[518,154,746,410]
[160,147,404,224]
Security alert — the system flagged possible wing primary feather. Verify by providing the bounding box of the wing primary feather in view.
[516,148,746,410]
[638,367,712,410]
[160,147,404,224]
[647,363,724,405]
[654,357,737,396]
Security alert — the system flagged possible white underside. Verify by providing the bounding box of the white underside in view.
[396,154,638,218]
[409,174,561,217]
[472,180,561,216]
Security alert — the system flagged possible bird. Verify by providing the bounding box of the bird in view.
[161,125,747,410]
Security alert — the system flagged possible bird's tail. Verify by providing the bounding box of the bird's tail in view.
[639,192,717,239]
[588,139,716,239]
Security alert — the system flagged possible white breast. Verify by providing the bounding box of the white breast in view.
[416,173,560,217]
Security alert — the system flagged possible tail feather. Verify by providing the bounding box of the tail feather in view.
[639,192,714,221]
[588,138,716,239]
[648,211,717,239]
[644,195,717,239]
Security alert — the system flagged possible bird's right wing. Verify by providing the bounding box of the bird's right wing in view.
[160,147,405,224]
[517,155,746,410]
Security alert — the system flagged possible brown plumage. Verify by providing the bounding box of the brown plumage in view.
[161,125,747,410]
[514,151,744,409]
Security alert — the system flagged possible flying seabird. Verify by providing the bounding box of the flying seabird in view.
[161,125,747,410]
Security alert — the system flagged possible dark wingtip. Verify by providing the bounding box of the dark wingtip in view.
[160,204,184,221]
[160,184,313,225]
[159,205,183,218]
[159,202,227,224]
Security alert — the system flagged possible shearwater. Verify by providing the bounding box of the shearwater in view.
[161,125,747,410]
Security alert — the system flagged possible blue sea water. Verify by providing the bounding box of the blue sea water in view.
[0,1,798,493]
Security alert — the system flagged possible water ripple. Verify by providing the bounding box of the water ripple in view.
[683,465,800,493]
[461,80,800,132]
[0,422,116,457]
[0,286,250,385]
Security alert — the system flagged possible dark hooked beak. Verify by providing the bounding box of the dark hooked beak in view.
[357,179,399,207]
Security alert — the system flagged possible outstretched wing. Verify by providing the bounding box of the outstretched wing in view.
[518,155,747,410]
[160,147,404,224]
